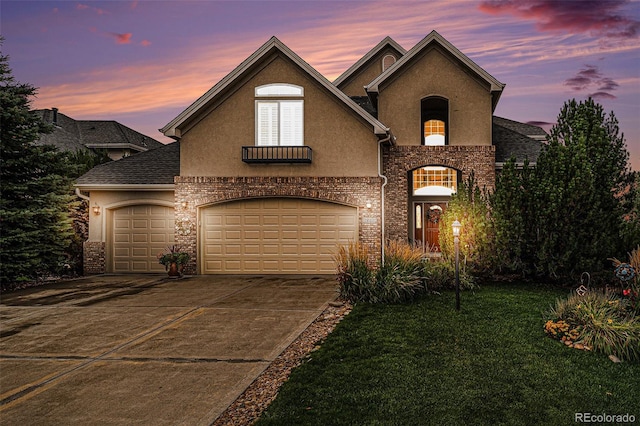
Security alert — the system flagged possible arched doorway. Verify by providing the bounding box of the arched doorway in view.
[409,165,459,253]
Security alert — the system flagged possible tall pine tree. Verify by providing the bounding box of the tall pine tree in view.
[533,98,630,277]
[1,41,76,286]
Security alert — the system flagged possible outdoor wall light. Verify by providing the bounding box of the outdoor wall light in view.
[366,201,372,209]
[92,203,101,215]
[452,220,461,311]
[181,201,188,209]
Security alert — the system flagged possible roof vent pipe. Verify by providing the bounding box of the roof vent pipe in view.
[52,107,58,125]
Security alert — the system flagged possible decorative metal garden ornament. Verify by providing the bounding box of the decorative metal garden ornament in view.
[615,263,636,282]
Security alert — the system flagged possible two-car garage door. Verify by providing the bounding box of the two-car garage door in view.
[200,198,358,274]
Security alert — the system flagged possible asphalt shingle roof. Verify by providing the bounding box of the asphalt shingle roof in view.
[493,116,546,163]
[76,141,180,186]
[34,109,164,152]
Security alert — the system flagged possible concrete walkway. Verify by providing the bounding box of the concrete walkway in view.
[0,274,338,425]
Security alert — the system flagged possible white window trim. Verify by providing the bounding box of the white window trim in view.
[255,100,304,146]
[255,83,304,97]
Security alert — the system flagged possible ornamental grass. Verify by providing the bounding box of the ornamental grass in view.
[545,290,640,362]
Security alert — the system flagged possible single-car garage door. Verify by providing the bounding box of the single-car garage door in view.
[201,198,358,274]
[110,205,175,273]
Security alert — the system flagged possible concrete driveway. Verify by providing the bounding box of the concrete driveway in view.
[0,274,339,425]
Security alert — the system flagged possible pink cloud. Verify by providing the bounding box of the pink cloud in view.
[564,65,619,99]
[478,0,639,39]
[589,91,617,100]
[109,32,133,45]
[77,3,109,15]
[140,40,152,47]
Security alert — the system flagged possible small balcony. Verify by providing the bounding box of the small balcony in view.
[242,146,313,164]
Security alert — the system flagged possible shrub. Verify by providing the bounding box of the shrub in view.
[545,290,640,362]
[335,241,476,304]
[334,242,375,303]
[422,259,476,292]
[374,240,425,303]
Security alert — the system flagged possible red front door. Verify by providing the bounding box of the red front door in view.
[413,202,446,252]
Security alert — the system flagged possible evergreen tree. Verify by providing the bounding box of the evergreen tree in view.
[491,158,536,275]
[533,98,631,277]
[0,42,76,286]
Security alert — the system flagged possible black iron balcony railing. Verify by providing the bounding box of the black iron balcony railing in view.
[242,146,313,164]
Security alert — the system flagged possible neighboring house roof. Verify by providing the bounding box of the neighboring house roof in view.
[161,36,390,139]
[75,141,179,189]
[350,96,378,117]
[493,116,546,165]
[34,109,164,153]
[493,116,548,140]
[333,36,407,88]
[365,30,505,111]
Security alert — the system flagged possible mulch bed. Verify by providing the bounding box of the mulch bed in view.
[212,301,352,425]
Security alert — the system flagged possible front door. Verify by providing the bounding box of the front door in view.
[413,202,446,253]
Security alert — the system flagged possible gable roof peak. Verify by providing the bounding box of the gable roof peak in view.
[333,36,406,87]
[161,36,390,138]
[365,30,505,110]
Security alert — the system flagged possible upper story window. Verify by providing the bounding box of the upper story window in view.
[255,84,303,97]
[255,84,303,146]
[424,119,445,146]
[421,96,448,145]
[382,54,396,72]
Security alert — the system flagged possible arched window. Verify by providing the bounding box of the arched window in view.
[255,84,304,146]
[382,54,396,72]
[255,83,303,97]
[421,97,448,145]
[412,166,457,196]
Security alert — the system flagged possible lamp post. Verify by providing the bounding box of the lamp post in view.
[452,220,461,311]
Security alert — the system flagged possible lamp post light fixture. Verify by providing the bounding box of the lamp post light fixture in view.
[92,203,101,215]
[452,220,461,311]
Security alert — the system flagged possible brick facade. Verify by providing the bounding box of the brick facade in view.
[383,145,495,241]
[174,176,383,274]
[83,241,105,274]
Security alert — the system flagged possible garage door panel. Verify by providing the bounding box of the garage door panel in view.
[150,233,170,243]
[244,244,261,255]
[132,233,149,243]
[111,205,174,273]
[225,230,241,240]
[132,247,149,257]
[244,215,261,226]
[201,198,357,274]
[225,244,241,255]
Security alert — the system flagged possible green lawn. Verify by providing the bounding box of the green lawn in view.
[257,283,639,426]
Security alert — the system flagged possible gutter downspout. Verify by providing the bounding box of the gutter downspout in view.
[377,132,392,265]
[75,187,90,201]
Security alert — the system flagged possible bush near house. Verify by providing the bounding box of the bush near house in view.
[439,99,636,283]
[335,240,474,304]
[489,99,634,280]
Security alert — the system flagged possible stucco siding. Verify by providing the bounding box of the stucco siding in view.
[377,47,492,147]
[339,47,401,97]
[180,54,380,177]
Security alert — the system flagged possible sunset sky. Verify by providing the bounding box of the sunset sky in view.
[3,0,639,169]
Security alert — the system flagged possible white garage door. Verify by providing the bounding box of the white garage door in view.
[111,205,175,273]
[201,198,358,274]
